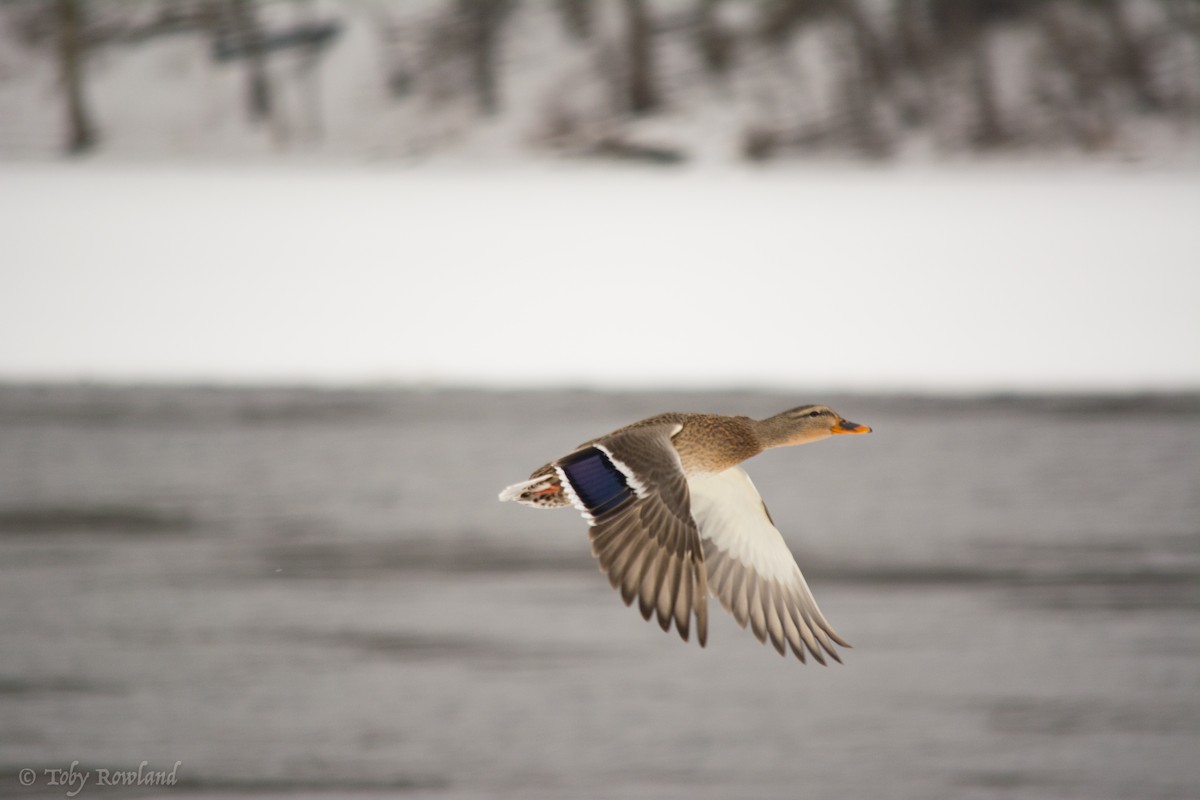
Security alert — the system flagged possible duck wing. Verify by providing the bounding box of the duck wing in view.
[688,466,848,664]
[555,424,708,646]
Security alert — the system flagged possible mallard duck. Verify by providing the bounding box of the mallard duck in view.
[499,405,871,663]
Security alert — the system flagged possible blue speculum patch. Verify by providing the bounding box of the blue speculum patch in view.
[559,448,632,516]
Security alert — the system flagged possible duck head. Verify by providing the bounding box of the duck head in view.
[755,404,872,449]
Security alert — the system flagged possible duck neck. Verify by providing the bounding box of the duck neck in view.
[752,413,826,450]
[752,414,795,449]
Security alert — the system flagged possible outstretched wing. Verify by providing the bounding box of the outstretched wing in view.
[555,424,708,646]
[688,466,848,664]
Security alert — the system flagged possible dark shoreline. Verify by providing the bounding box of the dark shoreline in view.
[1,381,1197,422]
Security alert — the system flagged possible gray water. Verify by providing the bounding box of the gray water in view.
[0,385,1197,800]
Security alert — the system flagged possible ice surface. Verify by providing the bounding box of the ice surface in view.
[1,162,1198,390]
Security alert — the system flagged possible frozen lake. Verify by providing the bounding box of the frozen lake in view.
[2,163,1199,390]
[1,385,1198,799]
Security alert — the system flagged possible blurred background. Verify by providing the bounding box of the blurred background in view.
[1,2,1199,800]
[3,0,1200,160]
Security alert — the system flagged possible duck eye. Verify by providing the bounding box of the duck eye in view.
[808,410,822,418]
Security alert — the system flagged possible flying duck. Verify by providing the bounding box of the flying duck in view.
[498,405,871,663]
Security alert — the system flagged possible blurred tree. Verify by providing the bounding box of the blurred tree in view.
[927,0,1032,148]
[54,0,96,154]
[623,0,659,114]
[893,3,937,127]
[1097,0,1163,111]
[966,21,1006,148]
[839,0,892,92]
[555,0,592,41]
[457,0,514,115]
[695,0,734,76]
[2,0,1195,161]
[838,0,893,156]
[229,0,273,122]
[757,0,833,47]
[1038,1,1114,150]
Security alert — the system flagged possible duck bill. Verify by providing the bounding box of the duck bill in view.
[831,419,872,435]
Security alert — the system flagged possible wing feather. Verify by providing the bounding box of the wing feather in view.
[728,561,749,627]
[563,425,706,646]
[676,559,693,642]
[638,547,664,622]
[656,552,678,632]
[779,591,808,663]
[748,578,767,643]
[764,582,786,656]
[689,466,847,664]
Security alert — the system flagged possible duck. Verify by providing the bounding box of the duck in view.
[498,404,871,663]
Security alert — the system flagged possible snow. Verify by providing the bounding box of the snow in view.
[3,1,1199,164]
[2,161,1198,391]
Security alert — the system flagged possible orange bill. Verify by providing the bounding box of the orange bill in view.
[831,419,872,434]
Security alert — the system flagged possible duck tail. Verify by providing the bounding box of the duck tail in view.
[498,472,571,508]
